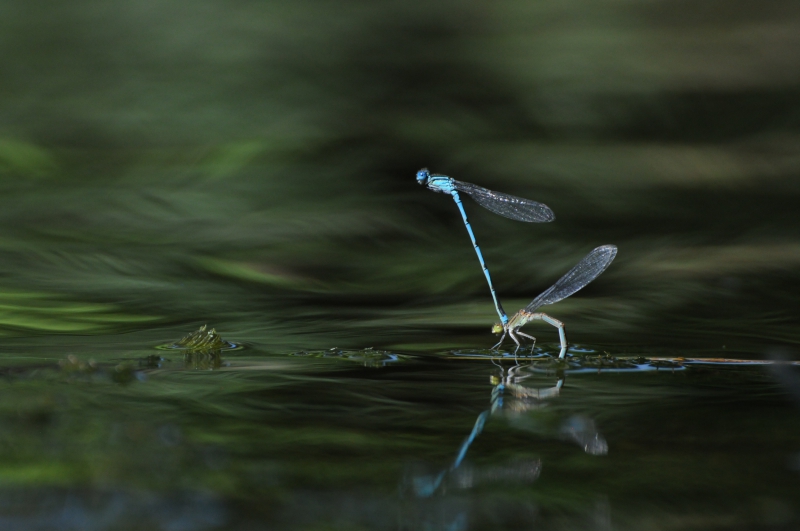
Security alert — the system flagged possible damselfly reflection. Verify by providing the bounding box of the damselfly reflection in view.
[408,356,606,498]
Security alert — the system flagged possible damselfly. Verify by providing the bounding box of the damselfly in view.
[416,168,554,325]
[493,245,617,356]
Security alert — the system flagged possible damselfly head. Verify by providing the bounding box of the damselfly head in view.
[415,168,430,185]
[492,323,503,334]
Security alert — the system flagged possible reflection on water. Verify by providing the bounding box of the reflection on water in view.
[403,357,612,529]
[559,415,608,456]
[0,489,226,531]
[397,356,800,530]
[405,358,601,500]
[0,339,799,529]
[292,347,414,367]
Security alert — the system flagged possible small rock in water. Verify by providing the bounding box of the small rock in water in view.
[165,325,236,370]
[173,324,231,351]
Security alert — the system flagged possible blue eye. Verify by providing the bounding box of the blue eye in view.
[416,168,429,184]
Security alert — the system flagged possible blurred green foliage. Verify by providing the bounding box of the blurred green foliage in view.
[1,4,800,526]
[0,138,56,178]
[0,0,798,352]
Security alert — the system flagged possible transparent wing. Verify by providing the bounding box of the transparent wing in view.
[525,245,617,313]
[453,180,555,222]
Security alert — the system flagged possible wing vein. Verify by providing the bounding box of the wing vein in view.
[453,180,554,223]
[524,245,617,313]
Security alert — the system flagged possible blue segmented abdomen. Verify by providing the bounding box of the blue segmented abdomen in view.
[451,190,509,324]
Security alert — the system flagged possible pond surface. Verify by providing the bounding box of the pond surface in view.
[1,327,799,530]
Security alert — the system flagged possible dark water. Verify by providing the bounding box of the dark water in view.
[2,0,800,529]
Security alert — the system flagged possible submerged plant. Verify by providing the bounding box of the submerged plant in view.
[59,355,99,376]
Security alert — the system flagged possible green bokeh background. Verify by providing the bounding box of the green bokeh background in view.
[1,3,800,529]
[2,0,800,353]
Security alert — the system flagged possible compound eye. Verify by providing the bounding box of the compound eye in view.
[416,168,429,183]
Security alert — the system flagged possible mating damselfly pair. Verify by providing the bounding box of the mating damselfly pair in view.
[416,168,616,356]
